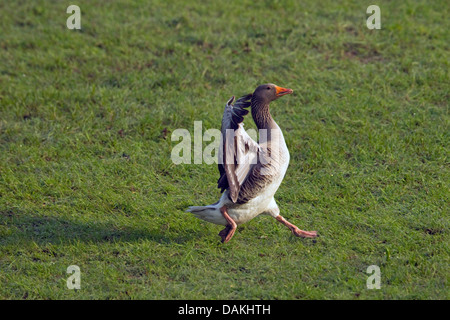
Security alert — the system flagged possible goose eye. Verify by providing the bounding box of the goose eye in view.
[266,87,271,90]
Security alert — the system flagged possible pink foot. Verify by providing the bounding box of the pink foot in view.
[276,215,318,239]
[219,206,237,243]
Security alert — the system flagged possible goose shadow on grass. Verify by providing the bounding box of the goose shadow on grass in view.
[0,212,202,246]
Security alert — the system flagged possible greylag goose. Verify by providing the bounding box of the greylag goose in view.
[187,84,318,243]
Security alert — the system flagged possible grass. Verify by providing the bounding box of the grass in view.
[0,0,448,299]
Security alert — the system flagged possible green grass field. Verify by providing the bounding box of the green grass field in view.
[0,0,448,299]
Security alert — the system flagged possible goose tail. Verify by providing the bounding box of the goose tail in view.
[186,200,227,225]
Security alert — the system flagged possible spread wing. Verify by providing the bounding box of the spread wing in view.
[217,94,260,203]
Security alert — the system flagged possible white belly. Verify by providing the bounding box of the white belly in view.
[226,142,290,225]
[189,127,290,226]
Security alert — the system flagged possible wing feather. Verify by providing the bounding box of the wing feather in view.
[217,94,259,203]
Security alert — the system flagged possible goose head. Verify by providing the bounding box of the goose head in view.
[252,83,293,105]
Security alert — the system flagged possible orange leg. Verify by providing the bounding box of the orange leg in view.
[219,206,237,243]
[276,215,318,238]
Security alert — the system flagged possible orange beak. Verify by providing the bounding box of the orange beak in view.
[275,85,293,97]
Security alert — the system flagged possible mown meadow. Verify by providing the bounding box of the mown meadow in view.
[0,0,448,299]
